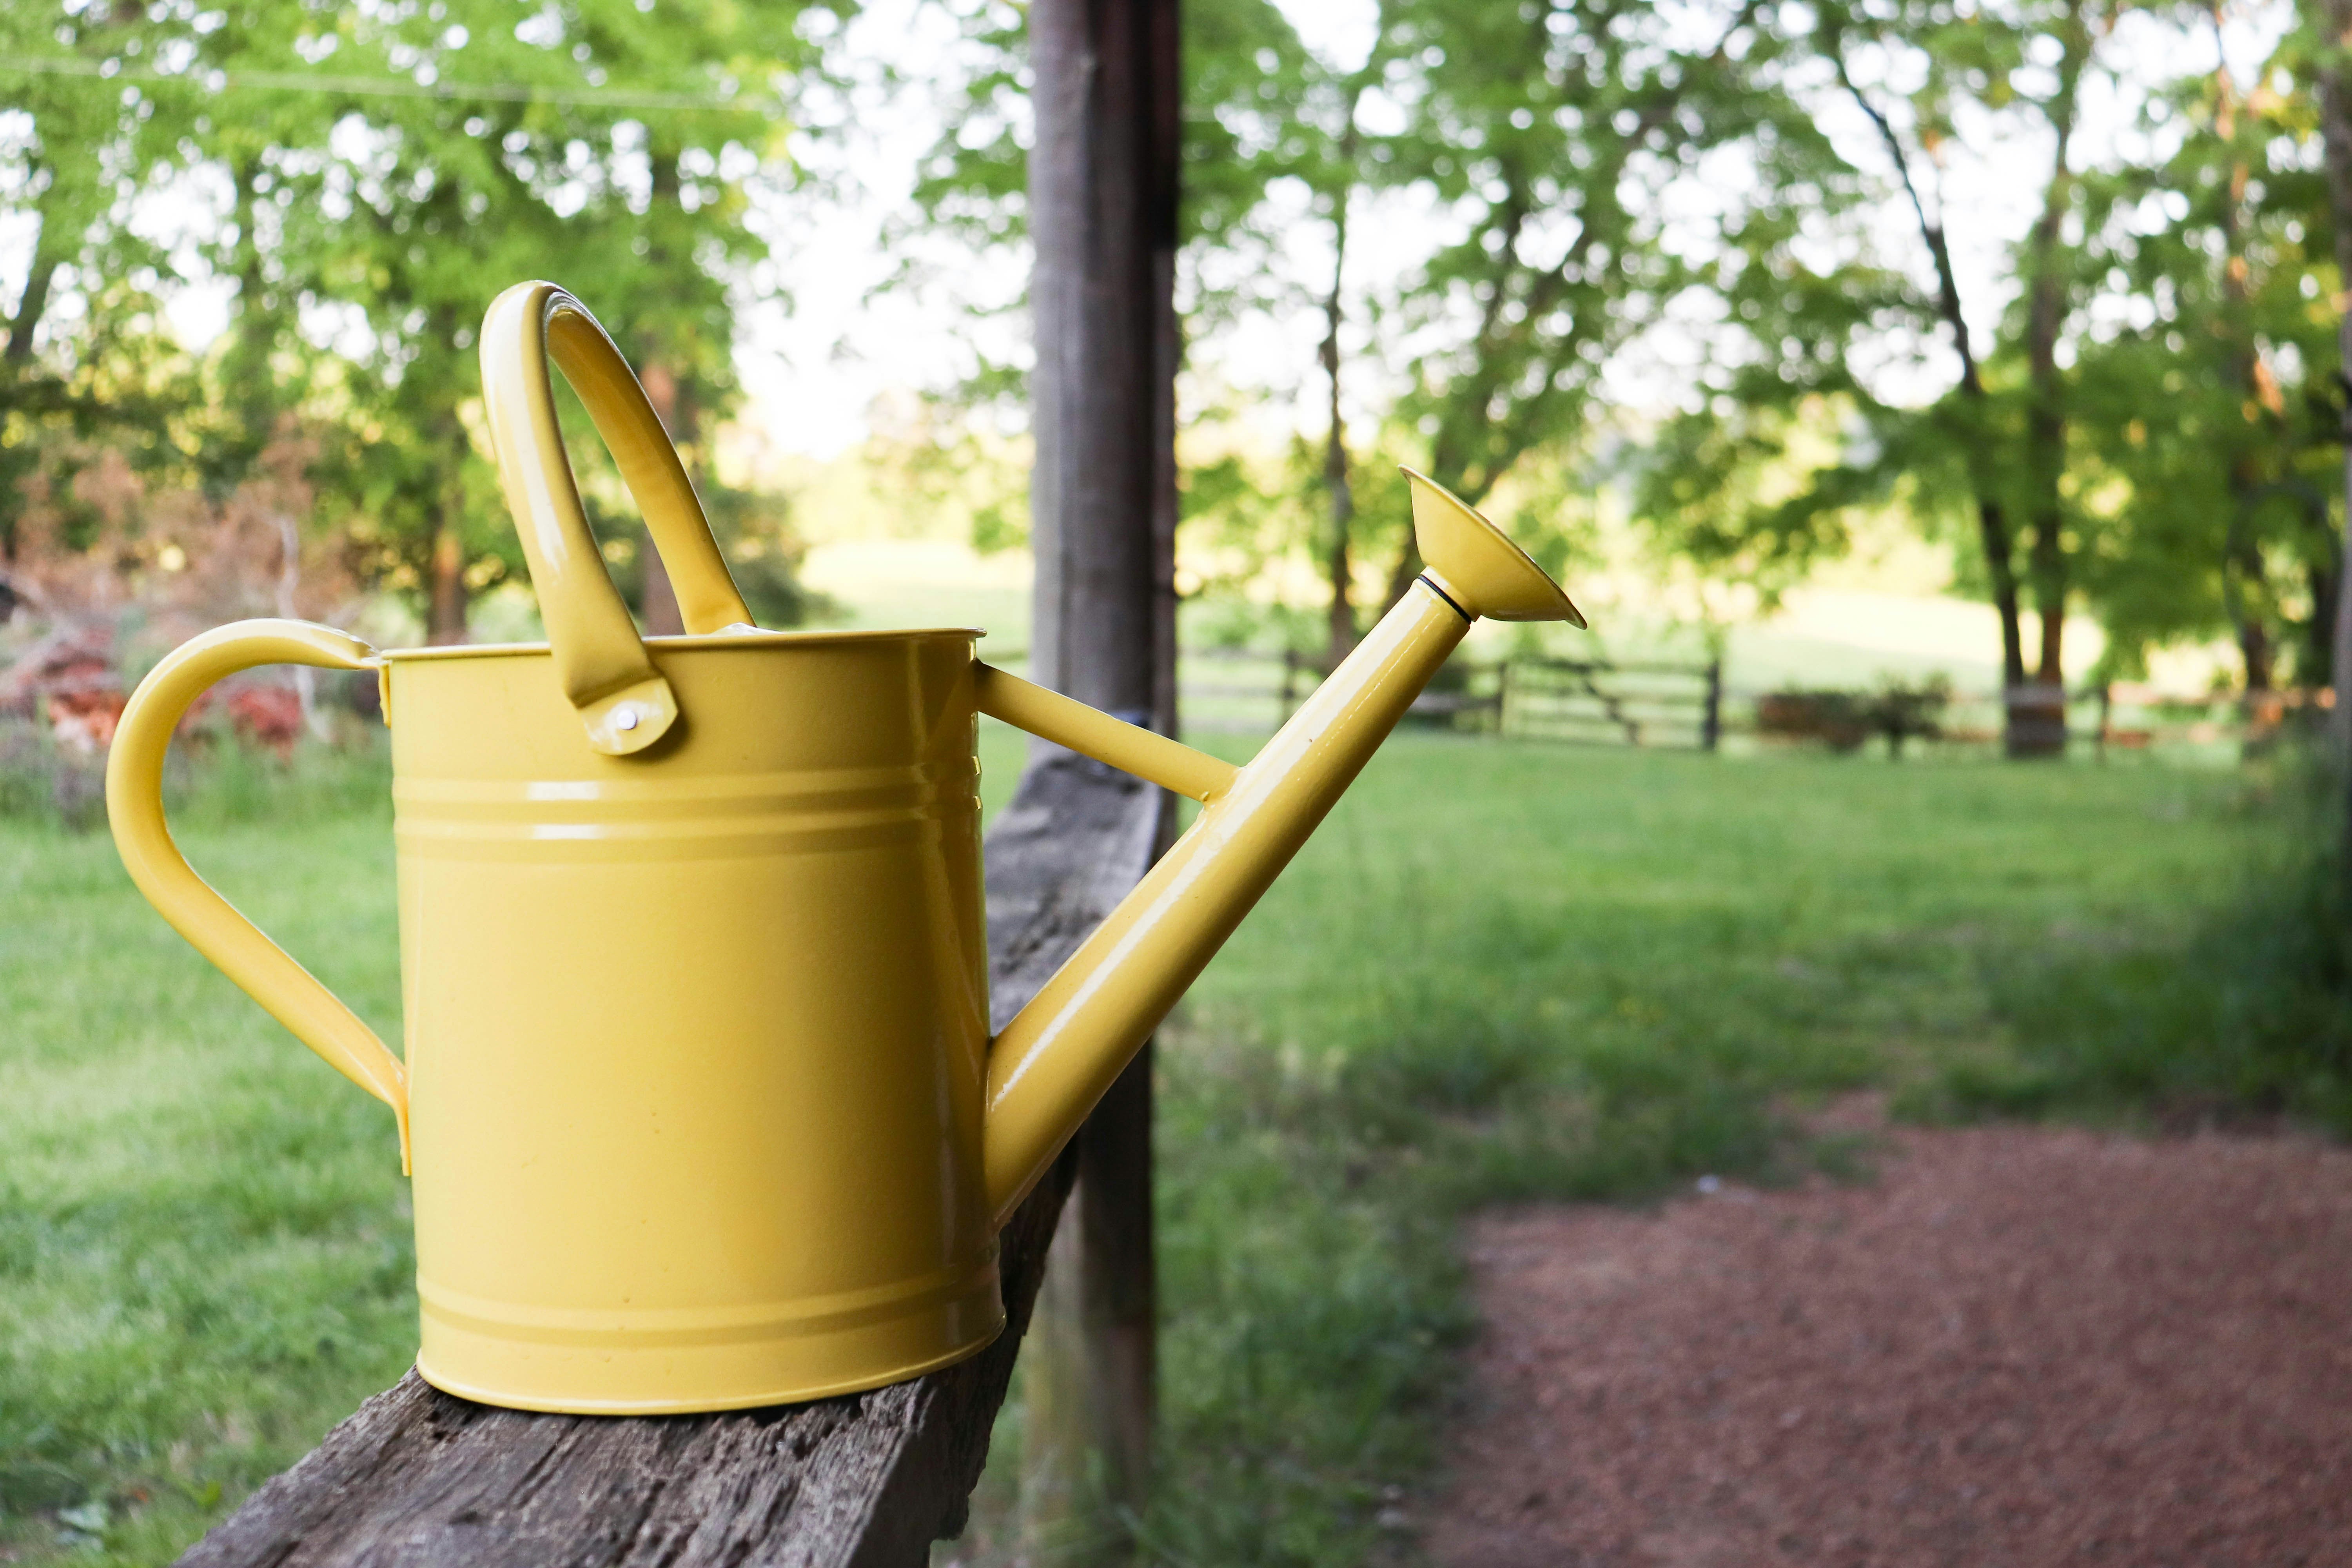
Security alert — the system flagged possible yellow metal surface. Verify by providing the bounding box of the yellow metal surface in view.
[478,280,755,754]
[388,628,999,1412]
[104,621,413,1171]
[104,283,1587,1414]
[973,663,1236,802]
[1403,466,1587,626]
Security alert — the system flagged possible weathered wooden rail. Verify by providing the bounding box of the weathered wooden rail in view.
[1177,646,1726,750]
[1502,657,1722,750]
[172,752,1163,1568]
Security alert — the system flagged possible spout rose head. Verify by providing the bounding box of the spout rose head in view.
[1402,467,1586,627]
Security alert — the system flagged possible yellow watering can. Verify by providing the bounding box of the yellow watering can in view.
[105,281,1585,1415]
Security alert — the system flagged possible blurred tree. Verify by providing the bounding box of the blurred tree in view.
[2,0,834,641]
[1368,0,1870,610]
[1659,0,2119,752]
[2063,12,2341,690]
[0,0,191,583]
[1288,12,1389,666]
[902,0,1875,657]
[2311,0,2352,742]
[1753,0,2344,709]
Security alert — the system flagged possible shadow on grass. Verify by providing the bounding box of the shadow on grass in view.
[1909,758,2352,1137]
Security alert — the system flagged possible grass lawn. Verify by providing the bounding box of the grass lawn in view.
[0,737,2271,1564]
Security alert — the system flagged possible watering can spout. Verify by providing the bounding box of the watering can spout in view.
[979,468,1584,1225]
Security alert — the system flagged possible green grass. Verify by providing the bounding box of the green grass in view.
[952,742,2275,1564]
[1911,763,2352,1131]
[0,806,412,1562]
[0,737,2283,1564]
[1132,742,2267,1566]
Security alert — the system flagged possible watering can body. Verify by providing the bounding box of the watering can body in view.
[105,282,1585,1414]
[390,628,999,1410]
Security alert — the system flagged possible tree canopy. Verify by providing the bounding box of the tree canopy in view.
[5,0,2349,710]
[2,0,835,640]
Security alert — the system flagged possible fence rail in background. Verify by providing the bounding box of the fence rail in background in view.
[989,646,2311,757]
[1503,657,1723,750]
[1172,648,1723,750]
[2089,682,2331,754]
[1918,682,2327,756]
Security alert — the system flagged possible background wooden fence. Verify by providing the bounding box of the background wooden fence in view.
[1093,649,2307,758]
[1149,648,1727,750]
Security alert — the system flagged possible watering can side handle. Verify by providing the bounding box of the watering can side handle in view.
[479,281,754,757]
[104,619,412,1174]
[972,665,1237,802]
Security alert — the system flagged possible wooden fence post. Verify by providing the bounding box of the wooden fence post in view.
[1702,658,1723,753]
[1022,0,1180,1558]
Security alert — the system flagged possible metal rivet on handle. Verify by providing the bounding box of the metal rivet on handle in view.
[613,706,640,732]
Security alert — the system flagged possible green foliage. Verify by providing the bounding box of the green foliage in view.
[1919,755,2352,1131]
[1633,0,2348,688]
[2058,36,2344,682]
[898,0,1892,621]
[0,723,392,835]
[1378,0,1872,512]
[3,0,834,630]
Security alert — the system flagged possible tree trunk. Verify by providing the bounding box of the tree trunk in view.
[1022,0,1180,1559]
[0,206,60,564]
[1321,223,1355,670]
[1832,51,2029,710]
[636,361,688,637]
[426,420,471,644]
[1324,453,1355,670]
[2024,166,2071,695]
[2310,557,2339,691]
[426,507,468,645]
[2328,5,2352,753]
[222,157,287,470]
[1979,499,2028,691]
[1319,104,1365,671]
[2013,4,2087,757]
[3,217,55,368]
[2213,28,2281,692]
[2233,542,2277,692]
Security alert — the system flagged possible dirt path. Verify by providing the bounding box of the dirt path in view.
[1426,1122,2352,1568]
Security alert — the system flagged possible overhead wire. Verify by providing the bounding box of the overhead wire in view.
[0,54,776,116]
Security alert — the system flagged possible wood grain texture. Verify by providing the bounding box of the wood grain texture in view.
[1022,4,1182,1553]
[174,753,1165,1568]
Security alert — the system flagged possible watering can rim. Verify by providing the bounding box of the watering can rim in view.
[374,624,989,664]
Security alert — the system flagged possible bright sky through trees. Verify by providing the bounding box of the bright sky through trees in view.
[0,0,2300,459]
[4,0,2342,702]
[734,0,2298,460]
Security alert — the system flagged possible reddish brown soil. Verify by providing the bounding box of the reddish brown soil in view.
[1427,1123,2352,1568]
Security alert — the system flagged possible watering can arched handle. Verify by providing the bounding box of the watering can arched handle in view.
[105,619,412,1172]
[479,281,754,755]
